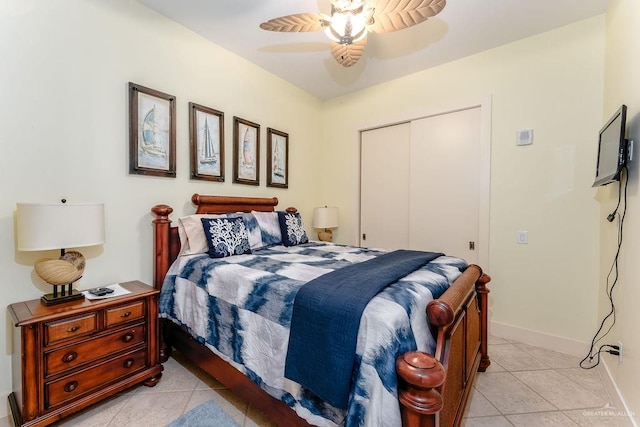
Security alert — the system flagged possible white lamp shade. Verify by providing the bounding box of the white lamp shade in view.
[313,206,339,229]
[17,202,105,251]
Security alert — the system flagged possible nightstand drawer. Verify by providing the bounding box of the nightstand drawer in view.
[45,348,147,408]
[105,301,145,327]
[45,323,146,376]
[45,313,98,346]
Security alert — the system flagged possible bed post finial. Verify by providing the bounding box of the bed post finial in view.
[396,351,445,427]
[152,204,173,219]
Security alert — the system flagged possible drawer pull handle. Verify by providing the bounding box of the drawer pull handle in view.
[64,381,78,393]
[123,358,135,368]
[121,311,132,318]
[62,351,78,363]
[122,333,134,343]
[66,325,81,333]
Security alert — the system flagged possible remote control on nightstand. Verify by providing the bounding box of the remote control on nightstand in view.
[88,287,115,296]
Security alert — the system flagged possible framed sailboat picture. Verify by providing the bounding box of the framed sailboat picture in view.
[128,82,176,177]
[189,102,224,182]
[233,116,260,186]
[266,128,288,189]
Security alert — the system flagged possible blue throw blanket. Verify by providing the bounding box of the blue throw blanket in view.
[284,249,443,409]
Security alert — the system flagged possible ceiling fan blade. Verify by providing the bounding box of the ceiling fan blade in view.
[259,13,330,32]
[366,0,446,33]
[331,37,367,67]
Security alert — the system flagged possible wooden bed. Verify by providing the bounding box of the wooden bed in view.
[151,194,491,427]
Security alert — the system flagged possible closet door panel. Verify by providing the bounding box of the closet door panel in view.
[360,123,411,249]
[409,108,481,263]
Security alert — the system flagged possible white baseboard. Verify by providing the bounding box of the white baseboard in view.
[489,320,587,357]
[490,320,636,426]
[600,360,638,427]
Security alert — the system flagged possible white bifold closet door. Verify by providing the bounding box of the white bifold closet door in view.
[360,107,481,263]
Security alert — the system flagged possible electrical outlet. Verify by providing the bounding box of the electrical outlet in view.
[618,341,623,363]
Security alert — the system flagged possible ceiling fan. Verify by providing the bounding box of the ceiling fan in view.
[259,0,446,67]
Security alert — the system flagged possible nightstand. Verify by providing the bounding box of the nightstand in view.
[7,280,163,427]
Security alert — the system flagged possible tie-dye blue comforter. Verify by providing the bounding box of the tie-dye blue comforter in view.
[159,241,467,426]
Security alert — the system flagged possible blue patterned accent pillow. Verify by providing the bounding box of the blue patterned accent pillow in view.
[242,213,262,250]
[277,211,309,246]
[201,217,252,258]
[245,211,282,250]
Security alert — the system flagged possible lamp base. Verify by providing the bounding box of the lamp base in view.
[318,229,333,242]
[41,286,85,306]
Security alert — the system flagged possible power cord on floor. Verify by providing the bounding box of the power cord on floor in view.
[580,167,627,370]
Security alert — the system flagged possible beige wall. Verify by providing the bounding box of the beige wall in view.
[4,0,636,422]
[322,17,605,348]
[0,0,323,417]
[602,0,640,420]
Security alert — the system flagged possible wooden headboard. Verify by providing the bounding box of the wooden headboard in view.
[190,193,279,214]
[151,194,280,290]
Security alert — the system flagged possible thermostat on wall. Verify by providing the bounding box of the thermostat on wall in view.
[516,129,533,146]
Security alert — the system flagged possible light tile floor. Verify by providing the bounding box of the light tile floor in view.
[463,336,633,426]
[2,336,633,427]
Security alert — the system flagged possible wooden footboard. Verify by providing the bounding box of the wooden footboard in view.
[397,265,491,427]
[151,195,490,427]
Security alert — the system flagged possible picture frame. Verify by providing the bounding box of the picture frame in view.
[266,128,289,188]
[233,116,260,186]
[189,102,225,182]
[129,82,176,177]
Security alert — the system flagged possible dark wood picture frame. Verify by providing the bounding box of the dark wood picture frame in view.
[266,128,289,188]
[189,102,225,182]
[129,82,176,177]
[233,116,260,186]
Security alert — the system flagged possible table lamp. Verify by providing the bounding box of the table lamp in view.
[313,206,339,242]
[16,201,105,305]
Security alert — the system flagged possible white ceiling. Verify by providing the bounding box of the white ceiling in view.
[137,0,609,101]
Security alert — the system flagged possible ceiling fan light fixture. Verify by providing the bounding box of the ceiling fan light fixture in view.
[325,7,367,45]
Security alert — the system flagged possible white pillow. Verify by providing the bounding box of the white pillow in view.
[177,214,226,256]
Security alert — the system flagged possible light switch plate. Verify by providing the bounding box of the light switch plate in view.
[517,231,528,244]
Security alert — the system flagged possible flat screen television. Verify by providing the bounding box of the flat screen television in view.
[593,105,627,187]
